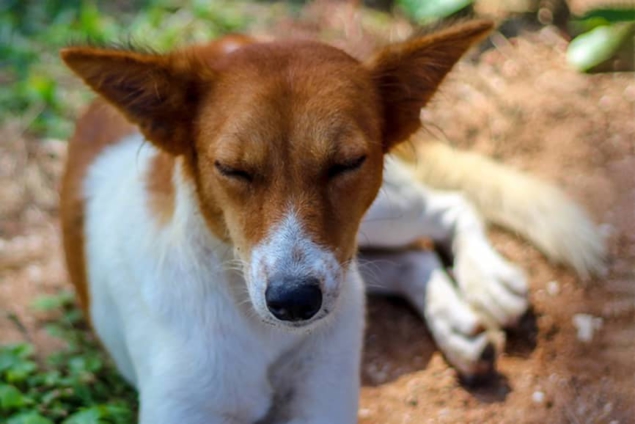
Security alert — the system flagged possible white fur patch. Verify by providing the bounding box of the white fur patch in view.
[249,210,342,328]
[81,134,363,422]
[84,136,290,421]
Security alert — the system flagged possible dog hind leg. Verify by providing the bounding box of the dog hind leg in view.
[360,157,529,328]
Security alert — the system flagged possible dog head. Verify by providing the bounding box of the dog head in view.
[61,21,492,329]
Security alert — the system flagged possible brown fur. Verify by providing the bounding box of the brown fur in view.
[60,36,260,317]
[60,100,135,316]
[145,152,176,226]
[60,21,493,313]
[367,20,493,148]
[187,40,385,263]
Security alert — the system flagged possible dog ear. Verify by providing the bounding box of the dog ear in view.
[367,20,493,150]
[61,47,213,155]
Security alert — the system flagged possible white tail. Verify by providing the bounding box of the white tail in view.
[405,140,607,279]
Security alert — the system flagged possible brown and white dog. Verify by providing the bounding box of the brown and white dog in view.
[60,21,605,423]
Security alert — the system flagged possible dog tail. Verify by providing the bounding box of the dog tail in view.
[404,139,607,279]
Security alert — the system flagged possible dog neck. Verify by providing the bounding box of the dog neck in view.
[144,147,247,307]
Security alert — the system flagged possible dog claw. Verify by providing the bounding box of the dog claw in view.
[446,329,506,381]
[458,342,498,386]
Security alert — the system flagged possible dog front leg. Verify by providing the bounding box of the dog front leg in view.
[139,389,241,424]
[136,346,272,424]
[360,156,529,328]
[359,249,504,379]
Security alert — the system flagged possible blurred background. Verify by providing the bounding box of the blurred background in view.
[0,1,633,423]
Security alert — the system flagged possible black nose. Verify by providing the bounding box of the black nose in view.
[265,276,323,322]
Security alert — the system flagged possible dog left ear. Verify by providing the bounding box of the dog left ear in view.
[367,20,493,150]
[60,47,214,155]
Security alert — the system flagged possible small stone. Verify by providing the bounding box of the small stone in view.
[546,281,560,296]
[599,223,615,239]
[572,313,603,342]
[438,408,450,417]
[532,390,546,404]
[358,408,371,418]
[502,60,520,78]
[26,265,43,284]
[598,95,613,111]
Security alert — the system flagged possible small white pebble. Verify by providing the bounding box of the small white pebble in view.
[546,281,560,296]
[532,391,545,404]
[358,408,371,418]
[573,313,603,342]
[25,265,43,283]
[438,408,450,417]
[11,236,26,250]
[502,60,520,78]
[598,95,613,111]
[599,223,615,239]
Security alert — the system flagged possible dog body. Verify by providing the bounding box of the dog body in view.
[61,23,605,423]
[81,130,364,423]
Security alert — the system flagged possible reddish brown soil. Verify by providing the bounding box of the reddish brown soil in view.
[1,4,633,423]
[358,21,635,424]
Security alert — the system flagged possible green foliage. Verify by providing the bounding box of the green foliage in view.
[567,22,635,72]
[566,6,635,72]
[578,8,635,24]
[0,292,137,423]
[396,0,473,23]
[0,0,255,139]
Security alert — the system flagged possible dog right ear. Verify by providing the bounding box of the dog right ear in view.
[61,47,214,155]
[366,20,493,151]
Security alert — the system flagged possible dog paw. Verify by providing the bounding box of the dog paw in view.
[424,268,506,379]
[438,327,506,380]
[453,239,529,328]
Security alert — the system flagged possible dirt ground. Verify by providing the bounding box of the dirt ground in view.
[1,4,633,423]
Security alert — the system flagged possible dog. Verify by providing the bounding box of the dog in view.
[60,20,605,423]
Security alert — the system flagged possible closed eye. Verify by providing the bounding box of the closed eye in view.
[214,161,253,182]
[328,155,367,179]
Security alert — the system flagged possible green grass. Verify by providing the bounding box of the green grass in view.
[0,2,299,421]
[3,0,631,421]
[0,3,300,420]
[0,0,281,139]
[1,292,137,423]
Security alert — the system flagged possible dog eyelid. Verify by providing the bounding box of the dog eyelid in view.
[214,161,253,183]
[328,155,367,179]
